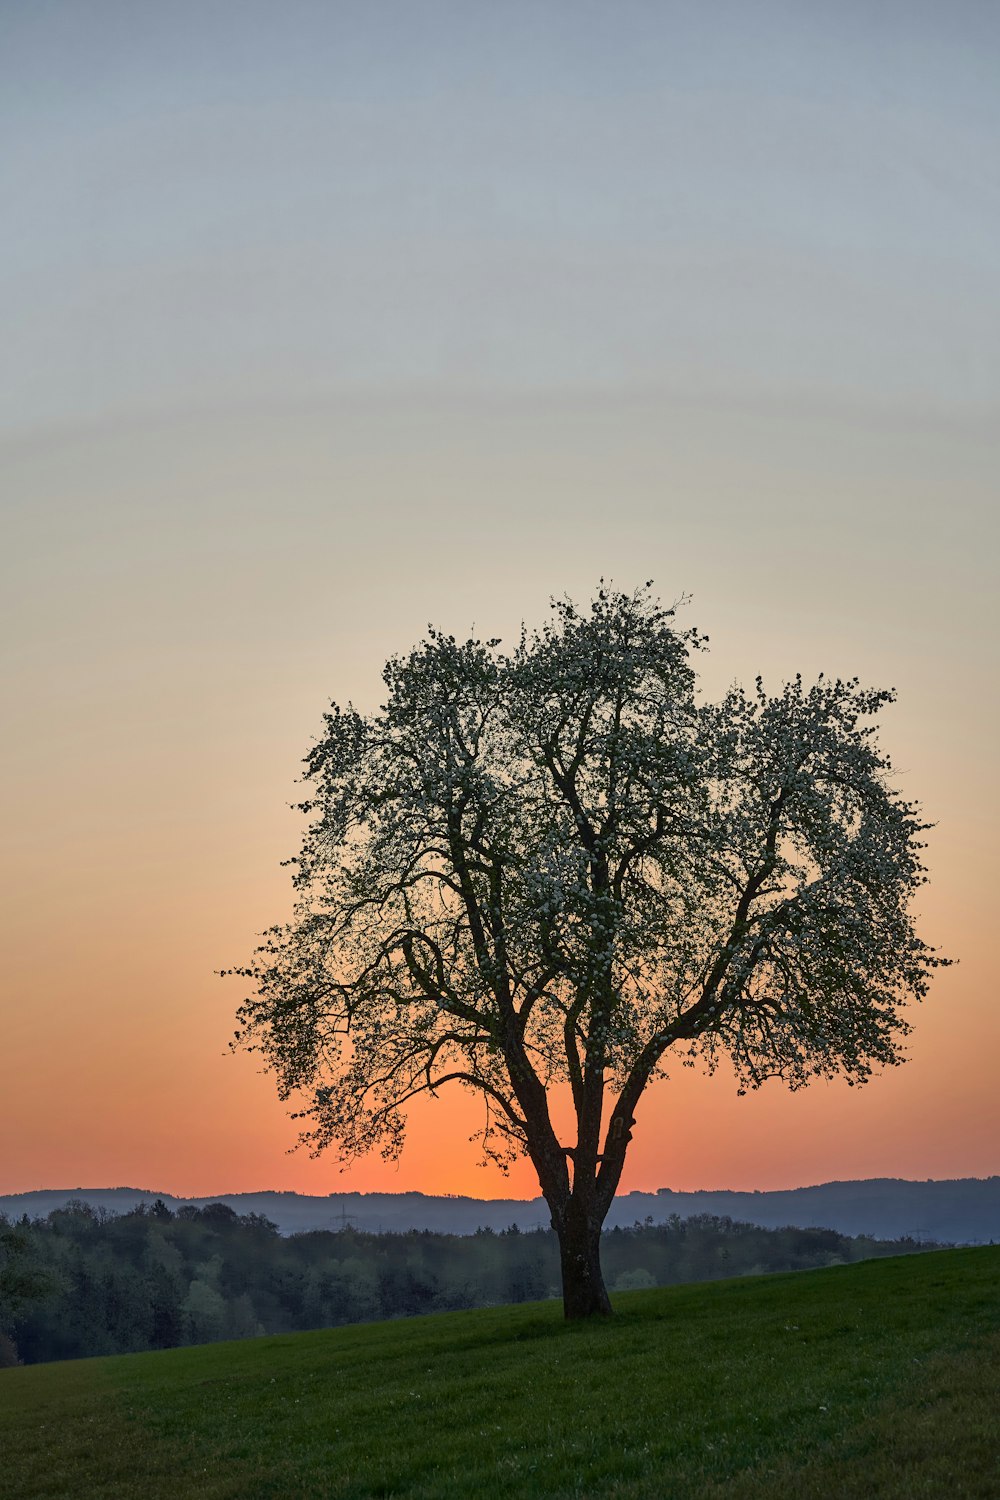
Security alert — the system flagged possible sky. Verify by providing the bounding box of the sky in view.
[2,1,998,1199]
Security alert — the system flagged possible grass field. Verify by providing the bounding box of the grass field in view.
[2,1246,997,1498]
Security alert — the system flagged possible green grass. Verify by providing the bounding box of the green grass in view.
[2,1247,998,1499]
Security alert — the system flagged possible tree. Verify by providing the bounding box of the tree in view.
[231,584,947,1318]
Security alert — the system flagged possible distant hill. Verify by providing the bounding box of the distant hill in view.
[2,1177,997,1242]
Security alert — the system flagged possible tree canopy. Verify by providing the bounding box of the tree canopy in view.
[231,584,946,1316]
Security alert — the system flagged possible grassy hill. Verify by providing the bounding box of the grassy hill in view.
[3,1247,997,1499]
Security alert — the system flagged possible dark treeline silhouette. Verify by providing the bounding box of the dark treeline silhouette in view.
[0,1199,945,1367]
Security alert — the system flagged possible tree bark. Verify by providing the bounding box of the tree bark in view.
[556,1194,612,1319]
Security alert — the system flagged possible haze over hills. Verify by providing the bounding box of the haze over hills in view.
[3,1178,997,1245]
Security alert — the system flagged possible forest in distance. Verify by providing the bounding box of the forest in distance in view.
[0,1199,948,1368]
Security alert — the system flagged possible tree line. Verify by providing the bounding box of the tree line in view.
[0,1200,942,1366]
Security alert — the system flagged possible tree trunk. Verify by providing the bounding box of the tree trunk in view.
[557,1196,612,1319]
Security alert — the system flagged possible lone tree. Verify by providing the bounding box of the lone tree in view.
[232,585,946,1318]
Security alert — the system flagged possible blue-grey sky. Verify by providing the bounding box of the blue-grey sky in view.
[4,1,1000,429]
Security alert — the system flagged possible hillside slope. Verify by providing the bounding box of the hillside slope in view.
[2,1247,998,1499]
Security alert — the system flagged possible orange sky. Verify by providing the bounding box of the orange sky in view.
[2,403,996,1200]
[2,6,998,1199]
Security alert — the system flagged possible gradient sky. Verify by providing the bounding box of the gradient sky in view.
[2,2,998,1199]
